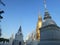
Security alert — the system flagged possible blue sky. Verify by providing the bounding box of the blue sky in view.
[0,0,60,40]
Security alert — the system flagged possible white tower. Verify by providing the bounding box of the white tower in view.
[12,26,24,45]
[9,34,14,45]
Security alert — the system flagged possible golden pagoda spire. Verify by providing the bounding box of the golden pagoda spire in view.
[36,11,42,40]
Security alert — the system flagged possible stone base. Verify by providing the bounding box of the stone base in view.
[39,41,60,45]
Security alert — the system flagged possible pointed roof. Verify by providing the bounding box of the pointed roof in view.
[38,15,42,20]
[18,26,22,32]
[38,9,42,20]
[43,0,51,20]
[42,0,57,27]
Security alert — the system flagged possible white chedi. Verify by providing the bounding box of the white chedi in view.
[9,34,14,45]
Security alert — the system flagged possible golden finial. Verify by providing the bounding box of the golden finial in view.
[38,9,42,20]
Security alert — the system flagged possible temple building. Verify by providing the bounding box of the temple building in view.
[12,26,24,45]
[0,0,60,45]
[26,0,60,45]
[0,26,24,45]
[38,0,60,45]
[39,9,60,45]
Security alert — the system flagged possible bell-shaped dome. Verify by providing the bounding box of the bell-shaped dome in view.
[42,19,56,27]
[42,10,56,27]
